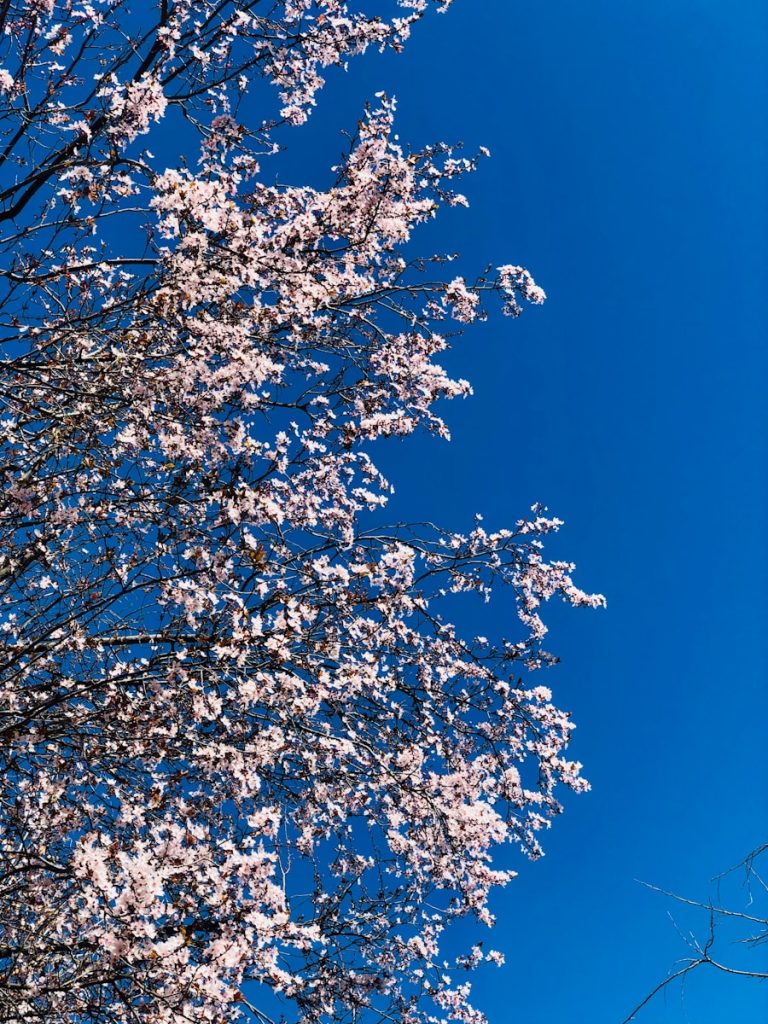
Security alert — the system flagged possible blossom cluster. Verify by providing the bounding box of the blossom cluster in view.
[0,3,601,1024]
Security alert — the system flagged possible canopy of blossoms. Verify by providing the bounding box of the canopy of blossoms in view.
[0,3,603,1023]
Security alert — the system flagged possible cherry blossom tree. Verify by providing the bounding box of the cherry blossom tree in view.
[0,3,603,1023]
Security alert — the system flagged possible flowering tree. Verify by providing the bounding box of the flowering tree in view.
[0,3,603,1023]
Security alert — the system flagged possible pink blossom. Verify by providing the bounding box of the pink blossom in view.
[0,4,602,1022]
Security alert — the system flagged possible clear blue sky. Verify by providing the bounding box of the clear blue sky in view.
[273,2,768,1021]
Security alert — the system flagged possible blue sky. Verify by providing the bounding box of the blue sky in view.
[274,1,768,1020]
